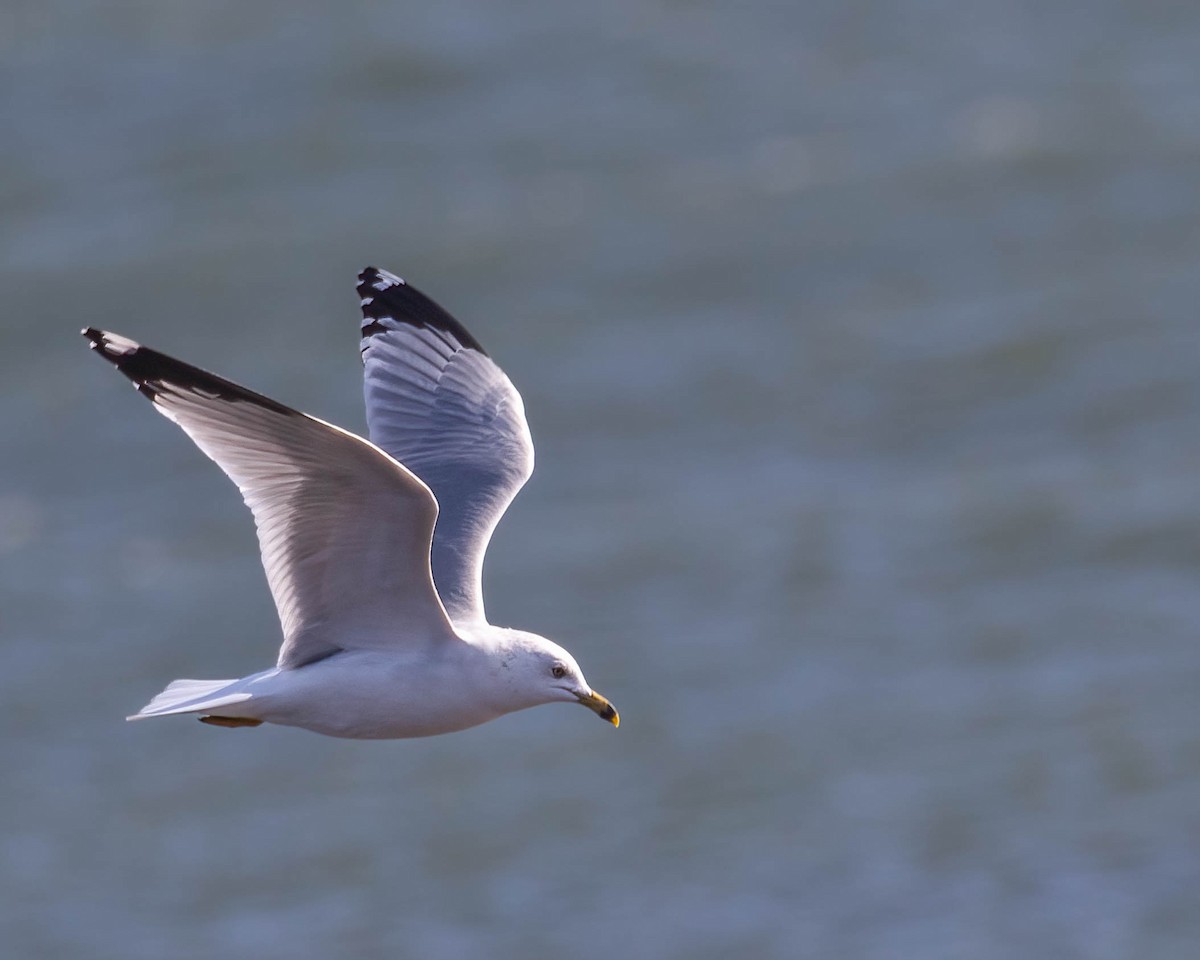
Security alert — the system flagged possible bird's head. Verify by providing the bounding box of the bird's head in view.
[491,630,619,727]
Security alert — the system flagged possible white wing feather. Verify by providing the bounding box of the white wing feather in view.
[84,328,458,668]
[357,267,534,625]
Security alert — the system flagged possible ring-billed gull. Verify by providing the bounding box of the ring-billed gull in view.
[83,267,618,739]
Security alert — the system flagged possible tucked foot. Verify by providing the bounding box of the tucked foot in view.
[199,715,264,728]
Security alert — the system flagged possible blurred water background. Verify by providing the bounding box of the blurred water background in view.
[4,2,1200,957]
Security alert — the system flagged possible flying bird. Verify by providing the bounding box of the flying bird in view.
[84,267,618,738]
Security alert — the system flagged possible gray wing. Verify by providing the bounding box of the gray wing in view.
[84,328,459,668]
[357,267,534,625]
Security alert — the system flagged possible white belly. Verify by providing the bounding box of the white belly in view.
[243,649,505,739]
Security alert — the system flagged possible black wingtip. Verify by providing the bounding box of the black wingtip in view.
[84,329,300,416]
[358,265,396,287]
[83,327,147,365]
[356,265,488,356]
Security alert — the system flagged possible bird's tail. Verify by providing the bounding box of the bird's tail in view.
[128,678,252,721]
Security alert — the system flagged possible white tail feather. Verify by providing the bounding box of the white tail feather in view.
[128,678,250,720]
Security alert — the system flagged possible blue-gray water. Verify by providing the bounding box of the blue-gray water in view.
[5,2,1200,957]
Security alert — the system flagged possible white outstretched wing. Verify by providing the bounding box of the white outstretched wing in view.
[84,327,459,668]
[357,267,534,625]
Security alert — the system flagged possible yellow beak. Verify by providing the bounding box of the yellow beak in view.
[577,690,620,727]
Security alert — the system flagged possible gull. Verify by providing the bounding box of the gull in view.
[84,267,618,739]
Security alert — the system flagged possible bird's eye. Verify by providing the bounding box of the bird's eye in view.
[551,664,567,679]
